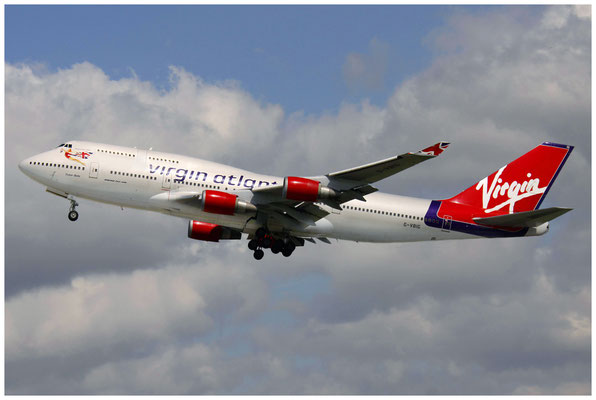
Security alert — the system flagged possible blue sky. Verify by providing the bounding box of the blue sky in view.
[6,5,453,113]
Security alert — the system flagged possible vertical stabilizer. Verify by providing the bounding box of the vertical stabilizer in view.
[446,142,573,216]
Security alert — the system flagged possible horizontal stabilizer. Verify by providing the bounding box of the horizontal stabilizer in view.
[473,207,572,228]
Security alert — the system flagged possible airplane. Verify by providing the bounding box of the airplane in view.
[18,140,573,260]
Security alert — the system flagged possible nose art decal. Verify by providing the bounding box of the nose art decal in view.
[61,149,93,166]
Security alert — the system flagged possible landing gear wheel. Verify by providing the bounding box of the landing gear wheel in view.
[281,248,293,257]
[282,242,296,257]
[248,239,258,251]
[271,240,283,254]
[262,237,272,248]
[68,198,79,222]
[253,249,264,260]
[68,210,79,221]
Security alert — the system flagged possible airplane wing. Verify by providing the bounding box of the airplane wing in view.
[327,141,450,184]
[252,141,449,202]
[249,142,450,227]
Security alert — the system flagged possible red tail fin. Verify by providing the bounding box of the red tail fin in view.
[446,142,573,216]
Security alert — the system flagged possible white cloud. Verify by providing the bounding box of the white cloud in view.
[6,261,268,362]
[573,5,591,20]
[5,5,589,395]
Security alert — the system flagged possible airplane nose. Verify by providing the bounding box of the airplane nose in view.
[18,158,32,175]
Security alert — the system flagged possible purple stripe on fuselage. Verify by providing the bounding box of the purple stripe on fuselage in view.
[424,200,529,238]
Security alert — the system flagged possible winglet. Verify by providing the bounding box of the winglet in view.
[413,142,450,157]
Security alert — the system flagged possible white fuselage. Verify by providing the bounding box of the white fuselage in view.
[19,141,477,243]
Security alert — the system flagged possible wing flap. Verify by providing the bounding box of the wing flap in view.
[473,207,572,227]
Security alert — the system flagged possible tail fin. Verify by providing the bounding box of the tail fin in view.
[447,142,573,216]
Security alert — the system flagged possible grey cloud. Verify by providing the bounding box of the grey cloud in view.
[342,37,390,92]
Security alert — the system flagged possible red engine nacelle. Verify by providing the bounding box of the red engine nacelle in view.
[187,220,242,242]
[282,176,337,202]
[201,190,257,215]
[187,220,223,242]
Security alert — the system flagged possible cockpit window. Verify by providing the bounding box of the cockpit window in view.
[65,143,72,148]
[57,143,65,148]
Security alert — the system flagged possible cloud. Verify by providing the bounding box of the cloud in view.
[6,261,269,361]
[342,37,390,92]
[5,5,589,395]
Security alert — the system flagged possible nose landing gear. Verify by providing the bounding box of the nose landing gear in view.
[68,198,79,221]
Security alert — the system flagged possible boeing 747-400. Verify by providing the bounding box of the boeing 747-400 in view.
[19,141,573,260]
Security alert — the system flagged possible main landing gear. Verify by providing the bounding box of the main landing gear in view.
[67,198,79,221]
[248,227,297,260]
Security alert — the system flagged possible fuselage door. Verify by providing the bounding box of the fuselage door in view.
[162,174,172,190]
[441,215,452,232]
[89,162,99,179]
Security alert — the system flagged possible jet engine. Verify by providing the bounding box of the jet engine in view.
[187,220,241,242]
[201,190,257,215]
[282,176,337,202]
